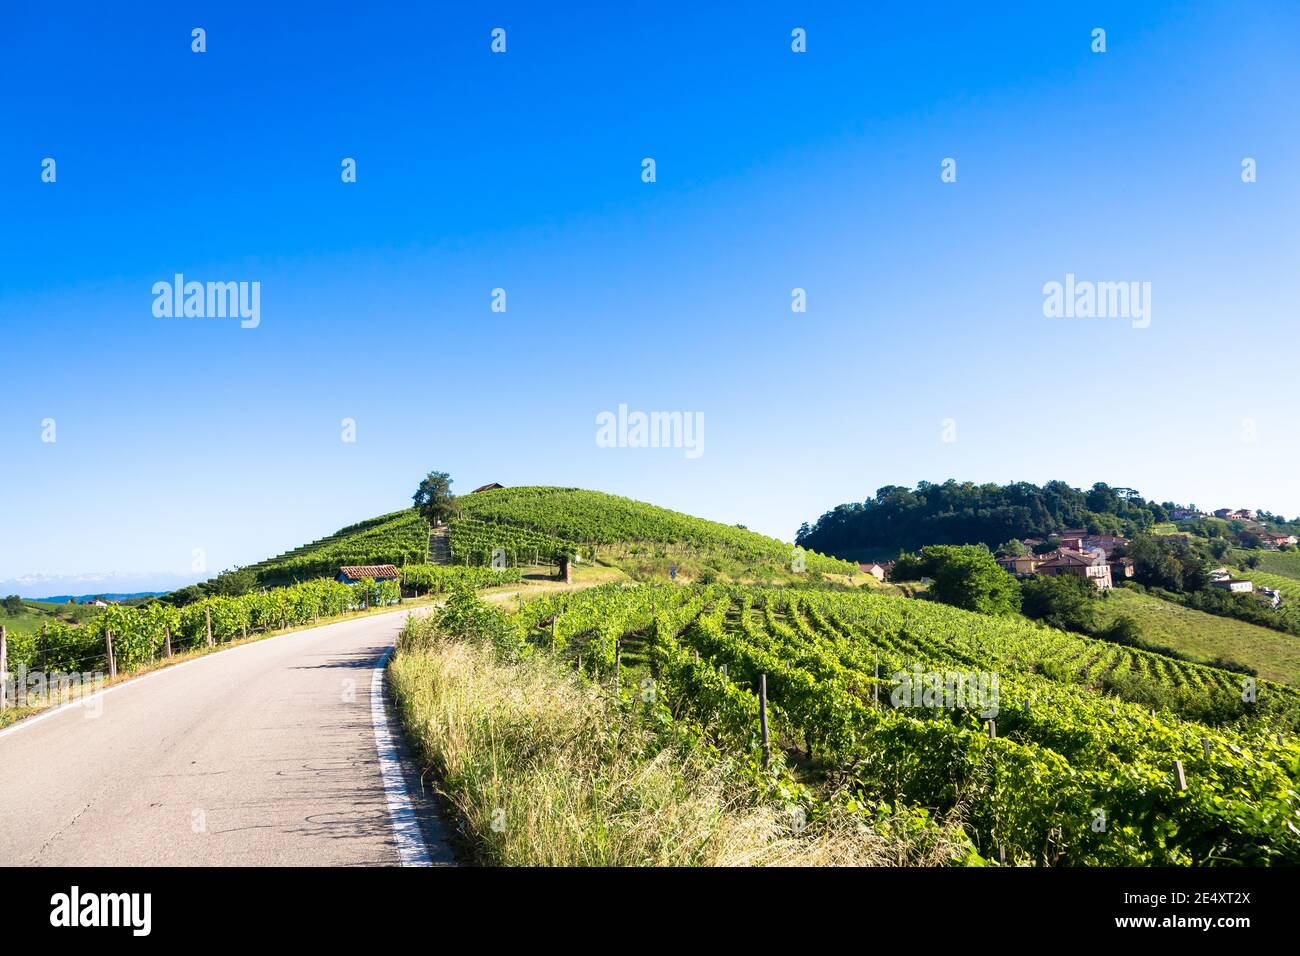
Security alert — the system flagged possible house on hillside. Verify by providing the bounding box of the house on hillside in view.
[1084,534,1129,554]
[1260,532,1298,549]
[1210,578,1254,594]
[1214,508,1256,521]
[1170,508,1202,521]
[996,554,1042,576]
[336,565,400,584]
[1035,549,1113,590]
[1107,556,1135,581]
[860,562,891,582]
[1057,533,1087,552]
[470,482,505,493]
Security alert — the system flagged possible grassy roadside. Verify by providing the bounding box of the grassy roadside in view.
[389,598,968,867]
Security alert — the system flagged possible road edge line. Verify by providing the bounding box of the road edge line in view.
[370,646,433,867]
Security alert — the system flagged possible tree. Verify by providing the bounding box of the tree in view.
[1020,574,1099,633]
[209,567,256,597]
[996,539,1028,557]
[919,545,1022,617]
[2,594,23,615]
[413,471,457,526]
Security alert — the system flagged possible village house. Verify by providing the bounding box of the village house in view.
[1035,549,1113,590]
[1214,508,1256,521]
[1083,534,1129,554]
[1107,556,1135,581]
[1169,508,1202,521]
[1057,530,1087,551]
[859,562,893,582]
[1259,532,1298,549]
[1210,578,1254,594]
[335,564,401,585]
[996,554,1042,576]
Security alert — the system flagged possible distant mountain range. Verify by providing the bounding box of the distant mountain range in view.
[1,571,200,602]
[29,592,168,604]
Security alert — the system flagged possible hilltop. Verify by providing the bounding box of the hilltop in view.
[219,485,859,592]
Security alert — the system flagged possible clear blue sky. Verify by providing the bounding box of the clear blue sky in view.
[2,2,1298,592]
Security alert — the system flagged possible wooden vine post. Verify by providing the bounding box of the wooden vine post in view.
[41,624,48,674]
[205,606,213,648]
[0,625,8,710]
[614,641,622,698]
[1174,760,1187,792]
[759,673,771,768]
[164,627,173,659]
[105,628,117,678]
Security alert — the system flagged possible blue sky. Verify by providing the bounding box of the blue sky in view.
[2,2,1298,593]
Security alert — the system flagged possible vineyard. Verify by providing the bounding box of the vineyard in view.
[473,582,1300,865]
[447,517,580,567]
[457,486,856,576]
[247,510,429,584]
[2,567,518,691]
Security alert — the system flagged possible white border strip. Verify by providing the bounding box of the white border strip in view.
[370,647,432,867]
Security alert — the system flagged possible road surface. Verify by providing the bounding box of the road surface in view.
[0,607,452,866]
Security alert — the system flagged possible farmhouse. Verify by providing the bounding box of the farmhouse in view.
[1035,549,1113,590]
[1083,534,1129,554]
[1107,556,1135,581]
[470,482,505,493]
[859,562,892,582]
[1210,578,1254,594]
[1169,508,1202,521]
[996,554,1042,576]
[336,565,400,584]
[1260,532,1297,549]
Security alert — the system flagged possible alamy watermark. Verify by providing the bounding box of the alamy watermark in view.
[1042,273,1150,329]
[3,666,105,717]
[152,274,261,329]
[891,667,1000,719]
[596,404,704,459]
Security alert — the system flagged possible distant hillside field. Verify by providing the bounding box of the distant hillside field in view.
[1096,587,1300,686]
[0,599,103,639]
[241,486,856,588]
[1243,550,1300,580]
[247,510,428,584]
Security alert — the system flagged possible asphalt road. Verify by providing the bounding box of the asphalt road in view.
[0,607,453,866]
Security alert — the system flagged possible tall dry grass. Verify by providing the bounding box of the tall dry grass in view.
[391,613,968,866]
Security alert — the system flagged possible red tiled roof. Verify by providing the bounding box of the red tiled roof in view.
[338,564,400,580]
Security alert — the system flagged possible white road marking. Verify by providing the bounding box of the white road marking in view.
[370,646,432,867]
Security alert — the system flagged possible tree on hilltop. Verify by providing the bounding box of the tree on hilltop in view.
[413,471,457,526]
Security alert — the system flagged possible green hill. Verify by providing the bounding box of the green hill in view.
[1096,587,1300,686]
[0,598,103,639]
[243,486,857,588]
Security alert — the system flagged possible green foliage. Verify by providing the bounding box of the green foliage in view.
[457,486,856,577]
[917,545,1021,617]
[484,583,1300,865]
[208,567,257,597]
[244,510,429,584]
[413,471,457,526]
[1021,573,1099,633]
[799,479,1168,556]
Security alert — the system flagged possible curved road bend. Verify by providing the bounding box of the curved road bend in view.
[0,607,453,866]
